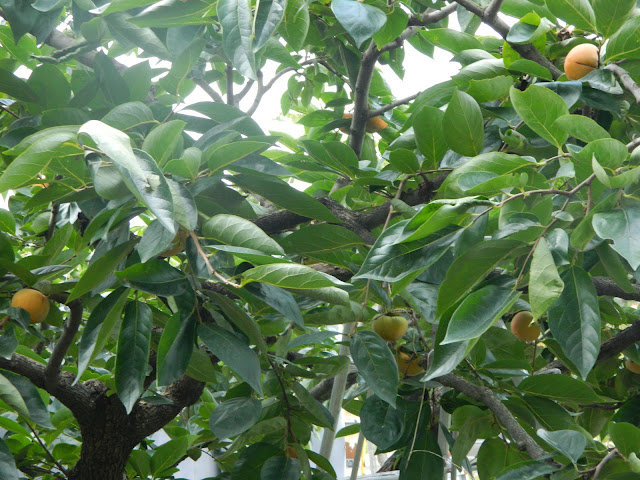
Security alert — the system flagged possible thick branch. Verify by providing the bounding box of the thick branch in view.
[133,375,205,440]
[435,373,548,460]
[45,294,83,393]
[606,64,640,103]
[347,41,382,162]
[0,354,96,419]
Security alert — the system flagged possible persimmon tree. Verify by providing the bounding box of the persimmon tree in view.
[2,0,640,479]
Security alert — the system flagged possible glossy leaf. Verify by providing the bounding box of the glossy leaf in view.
[510,85,569,148]
[199,324,263,395]
[210,397,262,439]
[443,89,484,157]
[537,429,586,464]
[218,0,256,79]
[593,197,640,270]
[330,0,386,48]
[115,301,152,414]
[529,237,564,321]
[548,267,601,379]
[203,214,284,255]
[442,285,520,344]
[350,331,398,407]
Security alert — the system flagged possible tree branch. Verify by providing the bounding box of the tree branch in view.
[192,77,225,103]
[133,375,205,440]
[45,293,83,394]
[606,64,640,103]
[435,373,548,460]
[369,91,422,117]
[226,64,235,106]
[0,354,96,419]
[453,0,562,79]
[484,0,505,21]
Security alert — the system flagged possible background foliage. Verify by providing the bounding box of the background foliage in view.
[2,0,640,479]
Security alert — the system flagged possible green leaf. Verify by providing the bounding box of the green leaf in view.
[477,438,527,480]
[510,85,569,148]
[420,28,483,54]
[537,429,585,464]
[609,422,640,458]
[141,120,186,167]
[552,114,610,143]
[517,374,606,404]
[116,260,191,297]
[360,394,404,450]
[203,214,284,255]
[548,267,601,379]
[208,140,273,173]
[2,371,52,428]
[593,197,640,271]
[279,224,365,254]
[260,456,301,480]
[291,382,334,429]
[245,282,304,326]
[279,0,309,50]
[253,0,286,51]
[199,324,263,395]
[115,301,152,414]
[0,373,30,419]
[0,69,38,102]
[529,237,564,321]
[302,140,359,177]
[596,243,636,294]
[606,15,640,62]
[230,174,340,223]
[350,331,398,407]
[331,0,386,48]
[67,240,136,302]
[159,37,206,95]
[545,0,596,31]
[156,310,196,386]
[242,263,347,289]
[0,438,19,480]
[116,149,176,234]
[27,64,71,109]
[93,52,130,105]
[442,285,520,344]
[592,0,635,38]
[436,239,522,318]
[0,131,80,193]
[494,460,558,480]
[399,430,443,480]
[219,0,256,79]
[208,293,268,353]
[76,287,129,382]
[443,89,484,157]
[132,0,216,27]
[105,12,171,60]
[167,179,198,231]
[353,221,457,283]
[210,397,262,439]
[413,106,447,169]
[150,437,189,476]
[78,120,145,179]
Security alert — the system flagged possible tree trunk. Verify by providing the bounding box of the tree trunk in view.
[67,394,137,480]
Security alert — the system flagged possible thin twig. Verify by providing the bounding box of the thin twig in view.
[266,355,297,443]
[0,104,19,119]
[192,77,224,103]
[484,0,505,21]
[369,91,422,117]
[26,422,69,476]
[606,64,640,103]
[593,449,618,480]
[247,71,264,116]
[188,231,240,288]
[235,79,255,101]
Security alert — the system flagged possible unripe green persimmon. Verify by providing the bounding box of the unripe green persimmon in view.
[372,314,408,341]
